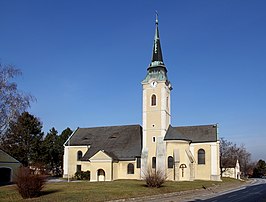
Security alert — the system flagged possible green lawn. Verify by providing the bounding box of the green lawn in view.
[0,178,243,202]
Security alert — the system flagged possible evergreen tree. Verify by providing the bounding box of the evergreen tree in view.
[43,127,60,175]
[42,127,72,176]
[0,112,43,166]
[253,159,266,177]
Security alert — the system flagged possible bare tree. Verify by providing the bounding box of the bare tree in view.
[0,63,34,135]
[220,138,251,177]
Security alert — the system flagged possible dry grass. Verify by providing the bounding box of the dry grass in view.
[0,178,243,202]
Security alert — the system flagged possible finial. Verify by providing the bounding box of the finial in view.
[155,10,158,24]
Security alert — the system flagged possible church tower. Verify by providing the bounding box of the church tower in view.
[141,14,172,174]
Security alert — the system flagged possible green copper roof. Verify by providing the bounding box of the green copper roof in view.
[143,68,168,82]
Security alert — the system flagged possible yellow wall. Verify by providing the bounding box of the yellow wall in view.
[114,160,141,180]
[64,147,141,181]
[193,144,211,180]
[191,142,220,181]
[143,81,171,167]
[166,141,191,181]
[63,146,88,178]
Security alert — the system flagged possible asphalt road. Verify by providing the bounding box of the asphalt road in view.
[123,179,266,202]
[192,178,266,202]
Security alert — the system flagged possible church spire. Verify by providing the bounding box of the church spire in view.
[143,12,169,83]
[149,12,166,70]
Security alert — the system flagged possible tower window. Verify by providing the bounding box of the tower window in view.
[151,94,156,106]
[152,136,156,142]
[152,157,156,169]
[198,149,205,164]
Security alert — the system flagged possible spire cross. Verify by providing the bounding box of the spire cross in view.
[155,11,159,24]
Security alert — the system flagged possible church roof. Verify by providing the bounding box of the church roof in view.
[164,124,218,143]
[164,125,191,142]
[65,125,142,161]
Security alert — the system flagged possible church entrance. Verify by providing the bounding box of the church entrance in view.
[97,169,105,181]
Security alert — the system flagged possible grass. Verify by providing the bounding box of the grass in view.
[0,178,243,202]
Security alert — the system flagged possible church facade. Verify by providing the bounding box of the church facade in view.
[63,16,220,182]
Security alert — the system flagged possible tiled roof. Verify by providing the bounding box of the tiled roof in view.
[66,125,142,161]
[164,124,218,143]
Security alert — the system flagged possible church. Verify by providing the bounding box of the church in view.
[63,15,221,182]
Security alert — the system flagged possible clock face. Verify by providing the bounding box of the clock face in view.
[150,81,157,88]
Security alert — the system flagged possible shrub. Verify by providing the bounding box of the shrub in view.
[143,168,166,188]
[74,170,90,180]
[15,166,46,199]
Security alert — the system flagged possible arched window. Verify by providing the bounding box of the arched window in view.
[152,157,156,169]
[168,156,174,168]
[151,94,156,106]
[198,149,205,164]
[127,163,134,174]
[77,151,83,161]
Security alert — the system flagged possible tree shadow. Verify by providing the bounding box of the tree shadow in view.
[0,182,14,187]
[41,189,61,196]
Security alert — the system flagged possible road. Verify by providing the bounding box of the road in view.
[198,178,266,202]
[122,178,266,202]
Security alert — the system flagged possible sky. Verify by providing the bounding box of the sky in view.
[0,0,266,161]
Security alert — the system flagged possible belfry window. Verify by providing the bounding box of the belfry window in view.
[77,151,82,161]
[198,149,205,164]
[127,163,134,174]
[151,94,156,106]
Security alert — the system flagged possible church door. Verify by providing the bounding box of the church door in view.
[97,169,105,181]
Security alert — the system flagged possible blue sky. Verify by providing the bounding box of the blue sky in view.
[1,0,265,161]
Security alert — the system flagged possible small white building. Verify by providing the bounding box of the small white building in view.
[222,159,241,179]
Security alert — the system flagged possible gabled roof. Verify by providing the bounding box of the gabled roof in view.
[0,149,20,163]
[164,124,218,143]
[65,125,142,161]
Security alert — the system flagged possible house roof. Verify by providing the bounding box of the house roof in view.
[164,124,218,143]
[0,149,20,163]
[65,125,142,161]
